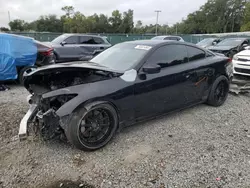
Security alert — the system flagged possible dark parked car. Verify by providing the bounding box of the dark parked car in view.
[208,38,249,57]
[19,40,232,151]
[196,38,222,48]
[151,35,184,42]
[49,34,112,62]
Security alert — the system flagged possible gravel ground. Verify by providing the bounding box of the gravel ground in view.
[1,85,250,188]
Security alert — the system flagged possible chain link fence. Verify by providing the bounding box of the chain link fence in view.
[8,32,250,45]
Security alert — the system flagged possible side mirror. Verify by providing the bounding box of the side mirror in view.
[243,44,248,47]
[142,65,161,74]
[212,42,217,45]
[60,41,66,46]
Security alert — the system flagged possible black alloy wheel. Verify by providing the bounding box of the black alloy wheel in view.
[78,109,113,144]
[214,81,227,104]
[66,103,118,151]
[207,75,229,107]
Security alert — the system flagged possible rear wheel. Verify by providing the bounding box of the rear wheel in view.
[66,103,118,151]
[207,75,229,107]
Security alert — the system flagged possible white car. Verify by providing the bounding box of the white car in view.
[233,50,250,76]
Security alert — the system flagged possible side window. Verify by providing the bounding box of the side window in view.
[65,36,78,44]
[79,36,96,44]
[186,46,206,61]
[145,44,188,68]
[93,37,104,44]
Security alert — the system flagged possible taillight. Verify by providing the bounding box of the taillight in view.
[40,48,53,56]
[228,58,232,63]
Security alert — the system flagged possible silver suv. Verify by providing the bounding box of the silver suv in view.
[50,34,112,62]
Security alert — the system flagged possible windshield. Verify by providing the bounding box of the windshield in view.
[197,38,215,45]
[91,43,151,71]
[51,35,68,44]
[217,39,244,46]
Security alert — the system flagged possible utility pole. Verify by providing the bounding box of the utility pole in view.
[8,11,11,23]
[155,10,161,35]
[176,25,178,35]
[165,22,168,35]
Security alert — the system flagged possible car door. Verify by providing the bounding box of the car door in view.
[57,36,81,60]
[77,36,99,59]
[134,44,191,120]
[183,45,211,104]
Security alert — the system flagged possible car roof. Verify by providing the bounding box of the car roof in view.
[63,33,105,38]
[222,38,248,40]
[202,38,219,40]
[157,35,182,38]
[123,40,195,47]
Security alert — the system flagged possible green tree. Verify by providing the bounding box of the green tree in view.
[109,10,122,33]
[36,15,63,32]
[9,19,26,31]
[241,2,250,31]
[61,6,75,18]
[0,27,10,32]
[120,9,134,33]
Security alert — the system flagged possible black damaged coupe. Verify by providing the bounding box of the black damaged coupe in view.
[19,40,233,151]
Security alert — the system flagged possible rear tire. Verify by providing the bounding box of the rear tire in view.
[207,75,229,107]
[66,103,118,151]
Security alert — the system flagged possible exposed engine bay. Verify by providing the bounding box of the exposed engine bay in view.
[24,68,116,93]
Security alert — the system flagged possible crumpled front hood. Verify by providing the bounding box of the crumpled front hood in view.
[25,61,123,77]
[208,45,237,51]
[22,61,123,94]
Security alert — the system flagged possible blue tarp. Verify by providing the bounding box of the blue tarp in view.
[0,33,37,81]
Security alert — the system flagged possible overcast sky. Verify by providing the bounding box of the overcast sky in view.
[0,0,207,28]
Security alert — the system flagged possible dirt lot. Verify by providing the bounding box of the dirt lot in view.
[1,85,250,188]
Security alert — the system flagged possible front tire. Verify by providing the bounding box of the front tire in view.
[207,75,229,107]
[66,103,118,151]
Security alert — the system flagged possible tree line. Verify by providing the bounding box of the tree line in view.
[2,0,250,34]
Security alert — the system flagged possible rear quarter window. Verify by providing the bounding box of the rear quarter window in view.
[186,46,206,61]
[93,37,105,44]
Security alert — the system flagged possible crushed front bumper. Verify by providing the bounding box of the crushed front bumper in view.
[18,95,38,140]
